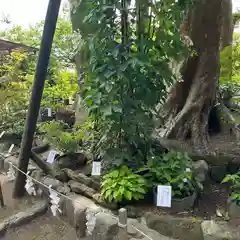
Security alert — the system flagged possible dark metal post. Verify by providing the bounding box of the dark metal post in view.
[13,0,62,198]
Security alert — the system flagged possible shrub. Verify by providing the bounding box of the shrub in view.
[140,150,201,198]
[39,121,82,154]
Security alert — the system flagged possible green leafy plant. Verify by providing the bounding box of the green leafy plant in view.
[41,69,78,111]
[220,33,240,105]
[222,172,240,204]
[0,51,34,135]
[141,151,200,198]
[39,121,83,154]
[101,165,149,203]
[81,0,190,170]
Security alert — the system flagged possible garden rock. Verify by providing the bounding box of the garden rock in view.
[145,213,203,240]
[193,160,209,183]
[54,168,69,182]
[61,193,104,237]
[41,176,62,188]
[39,176,63,195]
[68,180,96,197]
[55,153,87,170]
[125,205,142,218]
[30,169,44,181]
[209,166,227,183]
[227,161,240,174]
[227,198,240,220]
[130,220,178,240]
[56,183,71,195]
[127,219,142,238]
[65,169,100,190]
[201,220,240,240]
[92,212,119,240]
[171,192,197,211]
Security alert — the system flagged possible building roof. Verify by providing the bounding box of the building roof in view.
[0,38,38,53]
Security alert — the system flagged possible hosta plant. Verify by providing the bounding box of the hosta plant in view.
[101,165,149,203]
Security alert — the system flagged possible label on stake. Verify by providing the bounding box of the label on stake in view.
[156,185,172,208]
[91,162,101,176]
[47,150,58,164]
[47,108,52,117]
[0,131,5,139]
[8,144,14,153]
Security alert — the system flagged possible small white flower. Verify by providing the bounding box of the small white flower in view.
[185,168,191,172]
[183,178,188,183]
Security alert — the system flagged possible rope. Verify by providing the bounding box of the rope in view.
[0,151,153,240]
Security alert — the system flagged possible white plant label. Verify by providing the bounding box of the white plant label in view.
[8,144,14,153]
[0,131,5,139]
[47,108,52,117]
[91,162,101,176]
[69,98,74,105]
[46,150,58,164]
[157,185,172,208]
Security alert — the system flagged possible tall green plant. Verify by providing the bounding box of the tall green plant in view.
[81,0,190,170]
[220,33,240,103]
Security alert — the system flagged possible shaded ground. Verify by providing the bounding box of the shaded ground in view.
[2,212,78,240]
[208,128,240,156]
[0,173,80,240]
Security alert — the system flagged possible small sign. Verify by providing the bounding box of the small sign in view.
[47,108,52,117]
[8,144,14,153]
[46,150,58,164]
[69,98,74,105]
[91,161,101,176]
[0,131,5,139]
[156,185,172,208]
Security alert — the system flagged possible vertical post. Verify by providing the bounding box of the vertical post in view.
[13,0,62,198]
[118,208,128,240]
[0,182,4,207]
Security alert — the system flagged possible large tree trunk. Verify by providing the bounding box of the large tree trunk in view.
[221,0,233,49]
[158,0,223,153]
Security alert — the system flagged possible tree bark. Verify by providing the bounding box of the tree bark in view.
[158,0,223,153]
[220,0,233,49]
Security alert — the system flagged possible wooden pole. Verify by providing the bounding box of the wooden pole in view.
[0,182,4,207]
[13,0,62,198]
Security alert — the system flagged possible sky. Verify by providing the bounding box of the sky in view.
[0,0,68,30]
[0,0,240,30]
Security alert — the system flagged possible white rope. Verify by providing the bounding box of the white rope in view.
[1,152,153,240]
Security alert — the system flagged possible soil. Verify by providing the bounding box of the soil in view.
[0,173,36,221]
[2,212,79,240]
[0,172,81,240]
[208,130,240,156]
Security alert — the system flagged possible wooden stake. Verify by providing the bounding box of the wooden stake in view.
[0,182,4,207]
[13,0,61,198]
